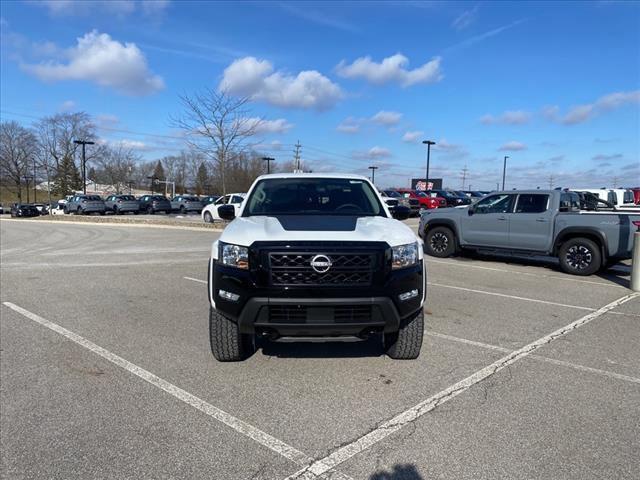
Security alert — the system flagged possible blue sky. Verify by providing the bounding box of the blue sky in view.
[1,0,639,189]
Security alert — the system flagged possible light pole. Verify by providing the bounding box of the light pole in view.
[33,158,37,203]
[23,175,34,203]
[74,140,95,194]
[368,165,378,184]
[502,155,509,191]
[422,140,436,188]
[262,157,275,174]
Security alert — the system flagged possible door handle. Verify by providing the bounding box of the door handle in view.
[497,216,507,221]
[536,218,547,222]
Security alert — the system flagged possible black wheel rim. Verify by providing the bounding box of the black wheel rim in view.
[566,245,592,270]
[430,232,449,253]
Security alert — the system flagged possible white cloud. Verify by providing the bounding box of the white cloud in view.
[59,100,76,112]
[546,90,640,125]
[480,110,531,125]
[244,117,294,134]
[402,131,424,143]
[119,139,147,150]
[219,56,343,110]
[371,110,402,126]
[452,6,478,30]
[95,114,120,128]
[352,146,392,160]
[336,53,443,87]
[21,30,164,96]
[499,141,527,151]
[336,117,361,134]
[592,153,623,161]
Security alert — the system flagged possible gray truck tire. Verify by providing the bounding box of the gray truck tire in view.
[209,307,254,361]
[384,310,424,360]
[425,226,456,258]
[558,237,602,276]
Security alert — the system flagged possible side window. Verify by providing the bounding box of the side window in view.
[515,194,549,213]
[214,197,224,205]
[475,194,514,214]
[623,191,634,204]
[231,195,243,204]
[607,191,617,204]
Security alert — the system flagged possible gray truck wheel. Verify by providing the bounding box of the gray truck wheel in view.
[558,237,601,276]
[425,226,456,258]
[384,310,424,360]
[209,307,254,361]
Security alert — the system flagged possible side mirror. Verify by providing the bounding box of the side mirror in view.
[218,204,236,221]
[392,205,411,220]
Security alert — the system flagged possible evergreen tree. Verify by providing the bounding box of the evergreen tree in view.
[52,155,81,195]
[195,162,208,195]
[151,160,165,193]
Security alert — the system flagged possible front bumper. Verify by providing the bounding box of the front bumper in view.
[209,257,425,337]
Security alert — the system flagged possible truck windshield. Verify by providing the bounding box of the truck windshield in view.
[244,178,384,216]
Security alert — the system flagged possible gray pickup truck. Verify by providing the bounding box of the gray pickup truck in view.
[419,190,640,276]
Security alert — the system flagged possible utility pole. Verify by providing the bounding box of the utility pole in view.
[613,176,619,188]
[461,164,468,189]
[33,158,37,203]
[262,157,275,174]
[502,156,509,190]
[368,165,379,184]
[23,175,33,203]
[293,140,302,171]
[74,140,95,194]
[548,175,554,189]
[422,140,436,187]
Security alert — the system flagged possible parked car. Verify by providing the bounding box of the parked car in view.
[396,189,444,213]
[386,189,421,216]
[419,189,640,276]
[104,194,140,215]
[201,193,245,223]
[64,195,106,215]
[0,204,4,215]
[378,190,407,218]
[171,195,204,214]
[30,203,47,215]
[200,195,221,206]
[207,173,421,361]
[138,195,172,214]
[427,189,468,207]
[381,190,410,208]
[10,203,40,218]
[460,191,484,200]
[451,191,474,205]
[51,202,66,215]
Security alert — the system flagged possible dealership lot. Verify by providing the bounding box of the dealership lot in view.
[1,219,638,479]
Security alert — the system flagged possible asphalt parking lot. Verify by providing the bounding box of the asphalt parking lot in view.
[1,218,638,480]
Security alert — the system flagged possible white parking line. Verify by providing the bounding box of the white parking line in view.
[426,258,626,289]
[184,276,207,284]
[426,331,640,385]
[283,293,638,479]
[427,282,595,311]
[1,301,350,480]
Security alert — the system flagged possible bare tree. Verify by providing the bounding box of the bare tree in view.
[172,89,262,194]
[0,121,38,202]
[95,145,141,193]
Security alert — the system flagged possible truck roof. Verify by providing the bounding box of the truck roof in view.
[493,190,560,195]
[254,172,370,181]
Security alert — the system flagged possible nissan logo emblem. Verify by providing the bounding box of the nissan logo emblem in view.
[310,254,332,273]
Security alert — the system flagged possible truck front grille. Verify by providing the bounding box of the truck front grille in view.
[268,305,372,324]
[269,253,374,286]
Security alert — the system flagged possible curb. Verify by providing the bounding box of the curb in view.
[0,217,224,232]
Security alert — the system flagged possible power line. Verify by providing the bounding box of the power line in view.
[461,164,468,189]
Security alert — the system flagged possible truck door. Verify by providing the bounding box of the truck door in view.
[459,194,514,247]
[509,193,553,251]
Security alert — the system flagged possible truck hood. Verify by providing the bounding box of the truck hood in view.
[217,215,419,250]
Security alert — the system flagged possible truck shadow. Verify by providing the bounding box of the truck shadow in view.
[259,336,385,358]
[369,463,425,479]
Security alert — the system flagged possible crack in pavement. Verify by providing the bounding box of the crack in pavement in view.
[283,292,639,480]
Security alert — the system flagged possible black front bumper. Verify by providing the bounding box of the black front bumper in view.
[208,243,424,337]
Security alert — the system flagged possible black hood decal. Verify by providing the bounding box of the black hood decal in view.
[273,215,359,231]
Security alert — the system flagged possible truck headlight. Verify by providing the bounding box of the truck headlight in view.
[392,242,418,269]
[220,243,249,269]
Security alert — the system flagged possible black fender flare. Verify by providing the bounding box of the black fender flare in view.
[554,227,608,258]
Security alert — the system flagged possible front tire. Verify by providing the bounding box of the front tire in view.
[147,206,154,215]
[558,237,601,276]
[384,310,424,360]
[424,226,456,258]
[209,307,255,362]
[204,211,214,223]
